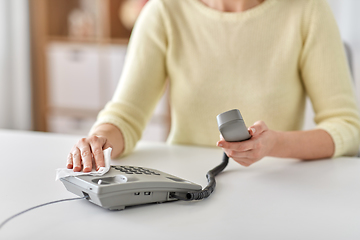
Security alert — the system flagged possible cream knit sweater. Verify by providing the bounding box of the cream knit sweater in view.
[92,0,360,157]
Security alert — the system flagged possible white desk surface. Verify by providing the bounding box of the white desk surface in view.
[1,129,360,240]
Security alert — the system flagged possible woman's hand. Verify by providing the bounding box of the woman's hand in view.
[217,121,279,167]
[67,135,113,172]
[67,123,125,172]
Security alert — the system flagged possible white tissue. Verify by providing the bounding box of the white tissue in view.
[55,147,112,181]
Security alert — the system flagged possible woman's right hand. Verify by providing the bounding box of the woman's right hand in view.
[67,135,113,172]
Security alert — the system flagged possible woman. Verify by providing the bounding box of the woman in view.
[66,0,360,172]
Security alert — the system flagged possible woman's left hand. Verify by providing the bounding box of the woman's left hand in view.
[217,121,279,167]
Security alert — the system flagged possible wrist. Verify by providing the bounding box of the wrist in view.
[91,123,115,136]
[268,130,283,157]
[91,123,125,158]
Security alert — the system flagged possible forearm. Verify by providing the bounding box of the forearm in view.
[91,123,125,158]
[270,129,335,160]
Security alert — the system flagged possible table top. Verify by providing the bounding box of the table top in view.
[1,129,360,240]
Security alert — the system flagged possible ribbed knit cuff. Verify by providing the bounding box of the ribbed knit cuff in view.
[315,121,360,158]
[316,123,343,158]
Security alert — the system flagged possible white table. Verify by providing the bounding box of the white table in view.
[1,129,360,240]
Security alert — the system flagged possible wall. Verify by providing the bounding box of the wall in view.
[327,0,360,100]
[0,0,32,130]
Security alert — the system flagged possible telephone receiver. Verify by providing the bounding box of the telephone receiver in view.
[217,109,251,142]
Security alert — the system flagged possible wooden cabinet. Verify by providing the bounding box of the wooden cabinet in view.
[47,43,103,111]
[30,0,170,141]
[45,0,131,42]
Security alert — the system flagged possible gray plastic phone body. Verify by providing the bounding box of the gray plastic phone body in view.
[217,109,251,142]
[61,166,202,210]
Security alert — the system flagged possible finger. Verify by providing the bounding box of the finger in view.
[102,138,113,150]
[88,136,105,171]
[78,138,93,172]
[248,120,268,137]
[101,138,114,158]
[224,148,253,159]
[223,149,253,166]
[233,158,253,167]
[217,139,255,152]
[66,153,73,169]
[226,150,258,167]
[72,147,82,172]
[217,140,224,147]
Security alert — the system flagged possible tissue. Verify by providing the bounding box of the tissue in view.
[55,147,112,181]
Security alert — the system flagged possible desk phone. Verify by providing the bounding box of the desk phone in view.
[61,165,202,210]
[0,109,250,231]
[61,109,249,210]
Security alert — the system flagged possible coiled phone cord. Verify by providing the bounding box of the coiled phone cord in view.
[171,152,229,201]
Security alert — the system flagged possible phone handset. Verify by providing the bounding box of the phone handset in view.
[171,109,250,201]
[217,109,251,142]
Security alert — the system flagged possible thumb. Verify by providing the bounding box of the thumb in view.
[248,120,268,137]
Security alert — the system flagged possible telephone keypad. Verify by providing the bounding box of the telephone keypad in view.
[112,166,160,176]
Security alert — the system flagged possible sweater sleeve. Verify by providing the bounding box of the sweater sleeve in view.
[90,0,168,156]
[299,0,360,157]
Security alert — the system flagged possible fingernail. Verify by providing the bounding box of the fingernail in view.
[250,128,256,134]
[217,142,223,147]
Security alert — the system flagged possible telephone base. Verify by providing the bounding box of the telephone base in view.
[60,165,202,210]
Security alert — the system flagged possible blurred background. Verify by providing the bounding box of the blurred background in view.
[0,0,359,142]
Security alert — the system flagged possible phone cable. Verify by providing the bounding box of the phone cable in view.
[170,152,229,201]
[0,195,89,230]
